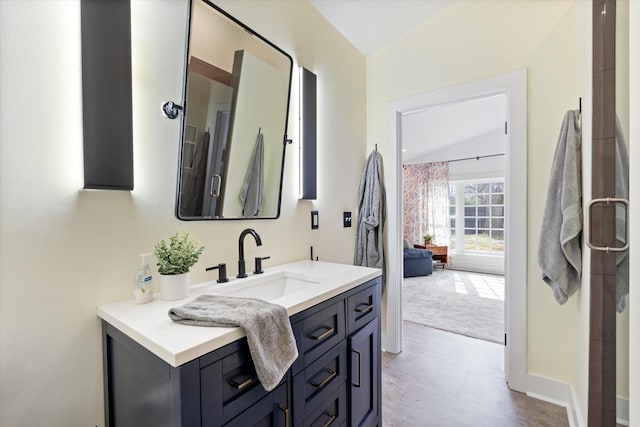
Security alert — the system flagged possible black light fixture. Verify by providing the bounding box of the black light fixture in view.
[299,67,317,200]
[80,0,134,190]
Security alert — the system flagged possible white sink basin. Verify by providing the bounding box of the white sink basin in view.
[211,272,320,301]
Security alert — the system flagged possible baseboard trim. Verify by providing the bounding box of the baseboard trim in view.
[524,374,629,427]
[525,374,578,426]
[617,396,629,426]
[566,386,581,427]
[526,373,572,406]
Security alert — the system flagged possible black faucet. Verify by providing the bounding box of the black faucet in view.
[205,263,228,283]
[238,228,262,278]
[254,256,271,274]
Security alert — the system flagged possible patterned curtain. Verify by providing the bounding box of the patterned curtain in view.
[403,162,450,246]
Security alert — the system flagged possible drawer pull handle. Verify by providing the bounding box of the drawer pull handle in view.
[310,326,334,341]
[355,303,373,314]
[311,368,337,389]
[230,376,257,390]
[353,349,362,388]
[278,403,289,427]
[322,410,336,427]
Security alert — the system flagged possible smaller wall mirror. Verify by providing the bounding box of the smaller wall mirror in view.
[176,0,293,220]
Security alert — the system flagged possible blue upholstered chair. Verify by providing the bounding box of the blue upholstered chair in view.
[403,240,433,278]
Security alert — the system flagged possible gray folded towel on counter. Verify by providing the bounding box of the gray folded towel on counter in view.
[168,295,298,391]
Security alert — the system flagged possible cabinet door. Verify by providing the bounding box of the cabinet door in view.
[349,320,379,427]
[224,383,289,427]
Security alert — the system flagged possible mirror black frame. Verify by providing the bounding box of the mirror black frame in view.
[175,0,293,221]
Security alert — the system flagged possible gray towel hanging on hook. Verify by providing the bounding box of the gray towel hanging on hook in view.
[537,110,582,305]
[355,150,386,271]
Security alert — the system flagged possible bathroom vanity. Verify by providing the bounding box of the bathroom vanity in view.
[98,261,382,427]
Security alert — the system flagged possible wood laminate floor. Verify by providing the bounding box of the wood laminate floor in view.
[381,321,570,427]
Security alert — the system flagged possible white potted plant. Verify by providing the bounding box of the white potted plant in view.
[154,231,205,301]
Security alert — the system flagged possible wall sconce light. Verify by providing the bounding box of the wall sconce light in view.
[299,67,317,200]
[80,0,134,190]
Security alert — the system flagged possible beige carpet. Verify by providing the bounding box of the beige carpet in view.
[403,269,504,343]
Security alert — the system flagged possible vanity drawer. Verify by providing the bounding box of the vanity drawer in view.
[301,381,347,427]
[346,278,381,335]
[201,340,272,425]
[292,300,345,374]
[293,340,347,426]
[224,382,289,427]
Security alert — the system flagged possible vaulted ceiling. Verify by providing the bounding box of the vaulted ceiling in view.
[308,0,505,163]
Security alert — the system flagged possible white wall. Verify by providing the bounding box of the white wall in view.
[368,0,591,407]
[0,1,366,425]
[448,253,504,276]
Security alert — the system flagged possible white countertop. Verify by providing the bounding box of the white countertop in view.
[97,260,381,367]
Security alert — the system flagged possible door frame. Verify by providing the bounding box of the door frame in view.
[382,69,528,392]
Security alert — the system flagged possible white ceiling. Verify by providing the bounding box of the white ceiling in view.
[308,0,454,56]
[307,0,505,163]
[401,95,507,163]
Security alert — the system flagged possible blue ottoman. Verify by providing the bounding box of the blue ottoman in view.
[403,248,433,277]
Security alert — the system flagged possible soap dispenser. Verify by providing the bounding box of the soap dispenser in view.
[133,253,154,304]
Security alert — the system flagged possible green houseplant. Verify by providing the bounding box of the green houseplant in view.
[154,231,204,300]
[423,234,434,245]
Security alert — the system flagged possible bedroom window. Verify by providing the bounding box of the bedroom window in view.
[449,180,505,253]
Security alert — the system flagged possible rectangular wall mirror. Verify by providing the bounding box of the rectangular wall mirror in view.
[176,0,293,220]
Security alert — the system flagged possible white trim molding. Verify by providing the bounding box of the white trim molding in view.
[616,396,630,426]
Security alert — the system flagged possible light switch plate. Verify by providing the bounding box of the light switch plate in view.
[311,211,319,229]
[343,211,352,227]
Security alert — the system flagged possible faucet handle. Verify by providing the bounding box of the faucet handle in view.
[205,263,228,283]
[254,256,271,275]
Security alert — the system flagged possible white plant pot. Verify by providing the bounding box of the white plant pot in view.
[159,272,191,301]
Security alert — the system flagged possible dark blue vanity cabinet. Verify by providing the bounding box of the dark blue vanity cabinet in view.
[102,277,381,427]
[347,285,380,427]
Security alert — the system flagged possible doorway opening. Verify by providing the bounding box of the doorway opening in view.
[382,69,527,392]
[401,94,507,345]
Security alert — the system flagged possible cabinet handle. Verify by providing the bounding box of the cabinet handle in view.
[309,325,334,341]
[230,376,257,390]
[355,303,373,314]
[321,411,336,427]
[311,368,337,389]
[278,403,289,427]
[352,349,362,388]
